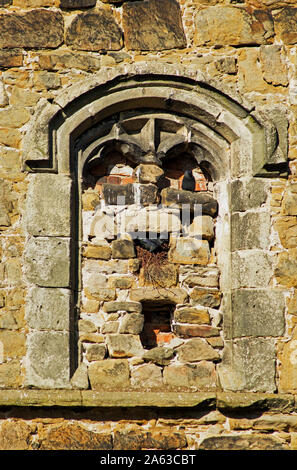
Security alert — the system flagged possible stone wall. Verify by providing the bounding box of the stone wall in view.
[1,0,297,450]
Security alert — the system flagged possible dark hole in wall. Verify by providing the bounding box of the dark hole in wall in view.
[140,302,175,349]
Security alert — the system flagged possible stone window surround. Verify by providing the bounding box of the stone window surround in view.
[22,62,288,392]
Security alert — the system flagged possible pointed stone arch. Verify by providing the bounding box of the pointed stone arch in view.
[23,62,287,391]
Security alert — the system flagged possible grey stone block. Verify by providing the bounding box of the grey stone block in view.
[26,331,71,389]
[25,287,71,331]
[25,174,72,237]
[24,237,71,287]
[231,251,273,288]
[217,338,276,393]
[224,289,285,339]
[231,212,270,251]
[230,178,269,212]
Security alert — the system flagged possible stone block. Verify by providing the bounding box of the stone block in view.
[103,301,142,313]
[194,6,274,46]
[173,324,220,338]
[224,289,285,339]
[142,347,174,366]
[0,9,64,48]
[168,237,210,265]
[161,188,218,216]
[108,276,134,289]
[177,338,220,362]
[130,287,188,305]
[82,242,111,260]
[136,164,164,184]
[190,288,221,308]
[24,237,70,288]
[131,363,163,388]
[25,174,72,237]
[26,331,71,388]
[138,184,159,206]
[60,0,96,7]
[230,178,269,212]
[0,421,33,451]
[163,361,216,389]
[122,0,186,51]
[88,359,130,390]
[36,50,101,72]
[85,344,106,362]
[66,9,122,51]
[183,267,219,288]
[112,238,135,259]
[102,183,134,205]
[274,7,297,44]
[26,287,71,331]
[231,251,273,288]
[174,307,210,325]
[231,212,270,251]
[275,217,297,248]
[106,334,144,358]
[185,215,214,241]
[282,191,297,215]
[40,422,112,450]
[199,434,287,451]
[70,363,89,390]
[217,338,276,392]
[275,248,297,287]
[0,49,23,69]
[0,330,26,360]
[0,106,30,128]
[278,328,297,392]
[119,313,144,334]
[101,321,119,334]
[260,45,288,86]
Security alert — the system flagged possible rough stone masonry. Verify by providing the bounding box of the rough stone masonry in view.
[0,0,297,451]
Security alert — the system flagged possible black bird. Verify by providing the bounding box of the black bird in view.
[182,169,196,191]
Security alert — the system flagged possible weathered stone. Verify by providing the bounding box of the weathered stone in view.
[0,421,32,451]
[101,321,119,334]
[282,191,297,215]
[119,313,144,334]
[190,288,221,308]
[231,212,270,251]
[194,6,274,46]
[288,292,297,315]
[88,359,130,390]
[10,87,40,107]
[78,319,97,334]
[275,217,297,248]
[106,334,144,358]
[36,50,101,72]
[86,288,116,302]
[0,49,22,68]
[123,0,186,51]
[85,344,106,362]
[0,361,23,388]
[26,331,70,388]
[247,0,297,7]
[0,9,64,48]
[66,10,122,52]
[161,188,218,216]
[217,391,295,413]
[33,71,61,91]
[102,184,134,205]
[231,251,273,288]
[79,333,104,343]
[199,434,287,450]
[0,129,21,148]
[183,268,219,288]
[138,184,159,206]
[131,363,163,388]
[252,414,297,432]
[142,347,174,366]
[70,363,89,390]
[279,328,297,392]
[173,324,220,338]
[275,248,297,287]
[214,56,237,74]
[108,276,133,289]
[0,106,30,128]
[103,301,142,313]
[82,243,111,260]
[164,361,216,389]
[40,423,112,450]
[174,307,210,325]
[24,237,70,288]
[238,48,271,94]
[130,287,188,304]
[60,0,96,7]
[139,263,178,288]
[230,178,269,212]
[26,287,71,331]
[177,338,220,362]
[112,238,135,259]
[185,215,214,241]
[274,8,297,44]
[25,174,72,237]
[168,238,210,265]
[225,289,285,339]
[0,330,26,360]
[136,164,164,184]
[260,45,288,86]
[217,338,276,392]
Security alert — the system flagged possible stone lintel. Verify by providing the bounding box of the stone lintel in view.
[0,390,294,412]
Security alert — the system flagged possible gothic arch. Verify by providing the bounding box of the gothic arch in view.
[23,63,287,391]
